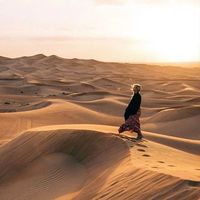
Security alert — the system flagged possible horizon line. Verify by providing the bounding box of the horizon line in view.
[1,53,200,68]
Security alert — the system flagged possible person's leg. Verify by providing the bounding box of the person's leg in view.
[135,130,143,140]
[118,126,123,134]
[119,117,132,134]
[118,124,126,134]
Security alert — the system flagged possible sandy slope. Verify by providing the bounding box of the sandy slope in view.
[0,55,200,199]
[0,126,199,200]
[0,99,120,141]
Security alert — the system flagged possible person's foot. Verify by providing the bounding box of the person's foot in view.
[118,127,123,134]
[136,134,143,140]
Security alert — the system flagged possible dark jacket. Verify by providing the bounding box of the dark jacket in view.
[124,92,141,120]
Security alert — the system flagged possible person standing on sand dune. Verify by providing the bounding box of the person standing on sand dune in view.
[118,83,143,140]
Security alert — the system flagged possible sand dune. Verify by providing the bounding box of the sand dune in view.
[0,99,50,112]
[69,97,126,116]
[144,105,200,122]
[0,55,199,199]
[0,100,120,140]
[0,128,129,200]
[30,124,200,155]
[88,77,129,91]
[143,115,200,140]
[67,91,128,101]
[0,126,199,200]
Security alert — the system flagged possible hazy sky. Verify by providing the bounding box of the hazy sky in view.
[0,0,200,62]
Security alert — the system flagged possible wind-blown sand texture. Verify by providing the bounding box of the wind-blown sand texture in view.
[0,54,199,199]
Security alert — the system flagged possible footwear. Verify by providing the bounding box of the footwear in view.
[136,134,143,140]
[118,127,123,134]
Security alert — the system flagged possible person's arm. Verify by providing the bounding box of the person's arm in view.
[124,107,130,120]
[124,97,134,120]
[129,94,141,115]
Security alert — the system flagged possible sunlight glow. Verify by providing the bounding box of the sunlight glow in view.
[129,3,200,62]
[0,0,199,63]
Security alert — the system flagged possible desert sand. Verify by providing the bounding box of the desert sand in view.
[0,54,199,200]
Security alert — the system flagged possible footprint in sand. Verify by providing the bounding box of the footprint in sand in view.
[142,154,150,157]
[168,164,175,167]
[137,149,145,152]
[136,144,148,148]
[151,166,158,169]
[195,169,200,171]
[157,161,165,163]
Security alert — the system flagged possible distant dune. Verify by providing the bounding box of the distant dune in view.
[149,62,200,68]
[0,54,199,199]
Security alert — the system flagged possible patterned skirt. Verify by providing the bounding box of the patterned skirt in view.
[118,109,141,133]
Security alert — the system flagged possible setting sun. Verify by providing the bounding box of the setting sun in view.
[133,4,200,62]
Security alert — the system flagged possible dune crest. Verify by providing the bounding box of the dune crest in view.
[0,127,199,200]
